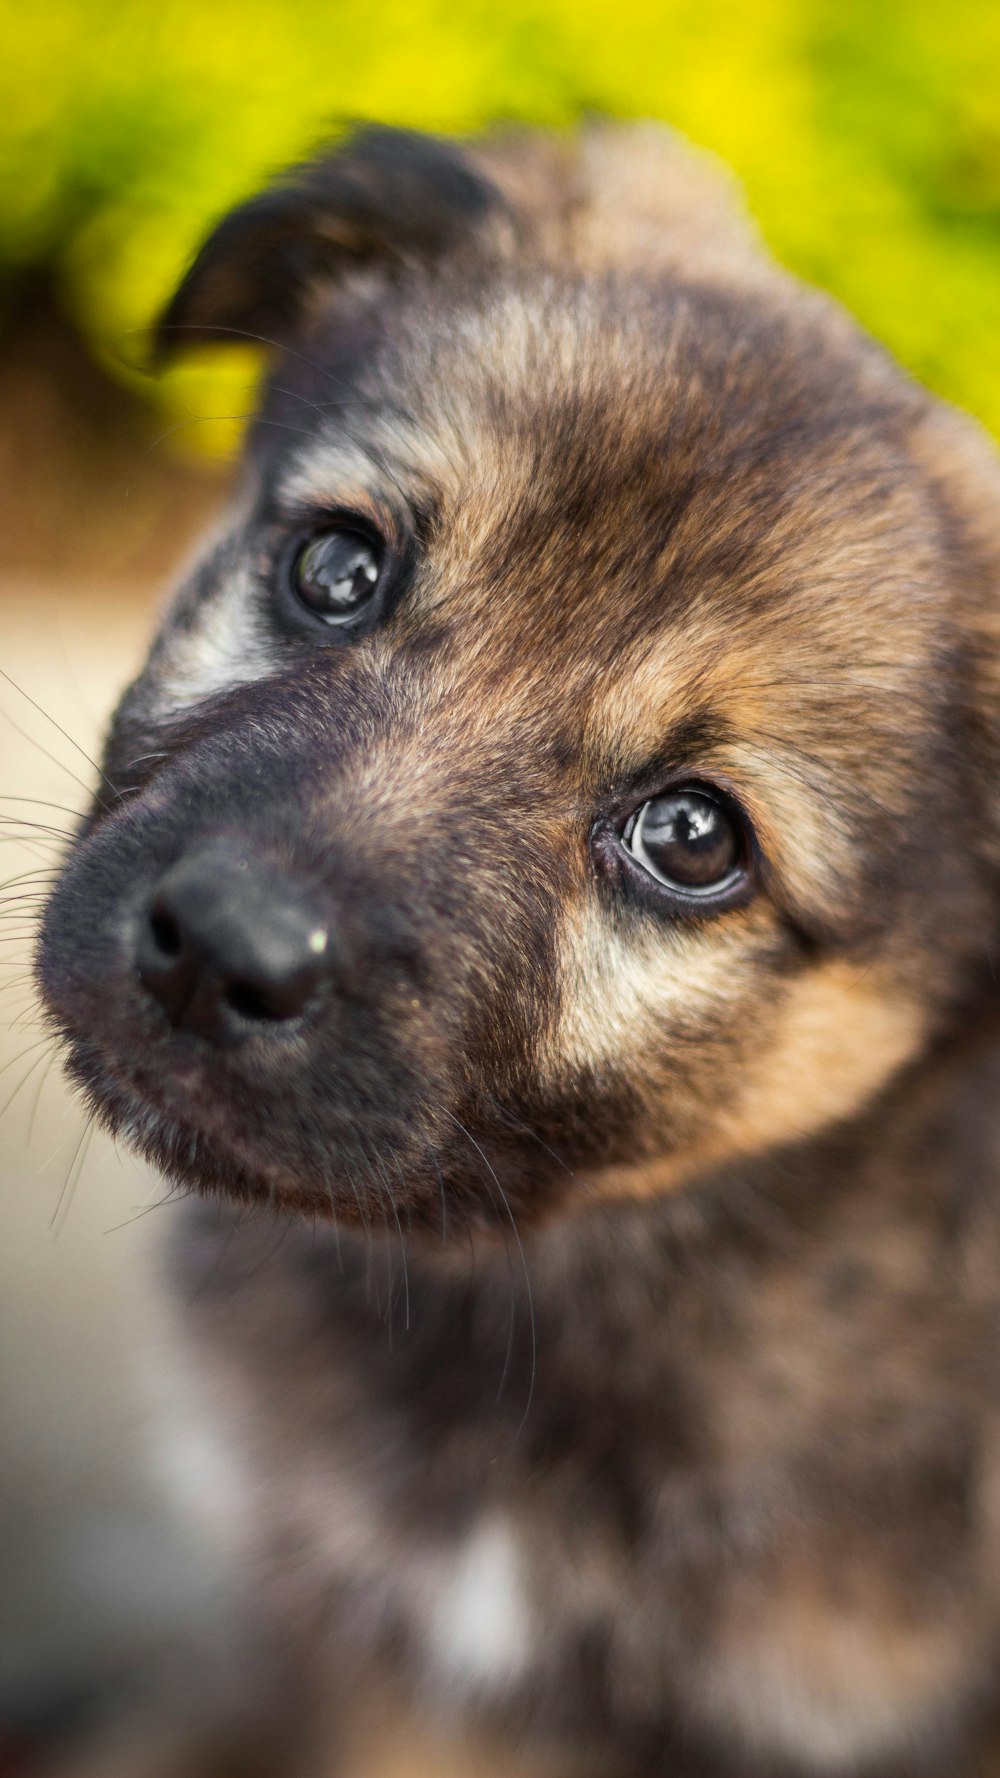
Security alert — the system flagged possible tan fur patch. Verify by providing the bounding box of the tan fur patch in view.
[567,958,924,1201]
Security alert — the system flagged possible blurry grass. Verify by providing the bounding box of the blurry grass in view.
[0,0,998,453]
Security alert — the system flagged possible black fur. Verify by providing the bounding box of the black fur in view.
[155,124,506,357]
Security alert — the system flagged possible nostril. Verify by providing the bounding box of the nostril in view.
[137,897,197,1030]
[223,981,289,1023]
[149,905,183,959]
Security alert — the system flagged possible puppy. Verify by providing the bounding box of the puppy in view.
[35,122,1000,1775]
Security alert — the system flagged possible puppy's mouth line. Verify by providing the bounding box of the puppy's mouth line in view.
[57,1026,311,1188]
[53,1021,457,1219]
[58,1038,471,1230]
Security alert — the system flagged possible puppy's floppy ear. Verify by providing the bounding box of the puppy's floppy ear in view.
[154,124,506,361]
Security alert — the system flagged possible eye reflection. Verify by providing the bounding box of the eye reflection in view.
[292,528,383,625]
[625,789,743,893]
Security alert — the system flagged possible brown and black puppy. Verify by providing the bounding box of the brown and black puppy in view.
[34,123,1000,1775]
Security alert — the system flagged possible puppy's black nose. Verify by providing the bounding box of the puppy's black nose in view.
[137,843,329,1042]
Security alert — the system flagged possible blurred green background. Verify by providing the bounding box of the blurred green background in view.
[1,0,999,458]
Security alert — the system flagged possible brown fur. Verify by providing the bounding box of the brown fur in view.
[33,122,1000,1774]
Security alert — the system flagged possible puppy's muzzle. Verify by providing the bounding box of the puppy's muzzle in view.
[136,841,330,1045]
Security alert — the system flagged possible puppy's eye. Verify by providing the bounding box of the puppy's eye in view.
[624,789,743,894]
[292,527,383,625]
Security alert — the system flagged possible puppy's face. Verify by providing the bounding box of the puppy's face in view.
[36,126,1000,1227]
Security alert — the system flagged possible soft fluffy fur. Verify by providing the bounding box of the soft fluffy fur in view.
[35,122,1000,1774]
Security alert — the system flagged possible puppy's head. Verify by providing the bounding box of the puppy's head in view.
[36,123,1000,1227]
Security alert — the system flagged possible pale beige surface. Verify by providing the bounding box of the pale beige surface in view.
[0,331,228,1692]
[0,575,195,1701]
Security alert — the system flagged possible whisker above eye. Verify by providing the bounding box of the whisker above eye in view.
[137,321,415,416]
[142,411,320,464]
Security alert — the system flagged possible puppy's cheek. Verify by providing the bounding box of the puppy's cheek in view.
[540,898,758,1083]
[142,569,282,719]
[541,902,927,1197]
[536,899,764,1166]
[712,960,927,1161]
[594,963,925,1197]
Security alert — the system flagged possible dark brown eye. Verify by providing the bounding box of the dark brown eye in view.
[625,789,742,893]
[292,527,383,625]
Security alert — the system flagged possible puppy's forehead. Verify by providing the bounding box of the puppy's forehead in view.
[272,277,942,745]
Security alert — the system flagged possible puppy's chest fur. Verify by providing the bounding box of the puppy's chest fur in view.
[170,1045,1000,1777]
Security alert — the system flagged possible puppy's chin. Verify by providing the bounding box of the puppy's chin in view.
[52,1031,337,1216]
[47,1018,556,1235]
